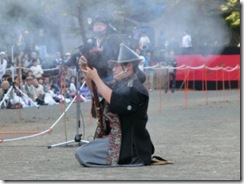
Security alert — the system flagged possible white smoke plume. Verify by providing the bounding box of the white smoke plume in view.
[0,0,233,55]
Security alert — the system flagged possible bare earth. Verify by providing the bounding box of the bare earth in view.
[0,89,240,181]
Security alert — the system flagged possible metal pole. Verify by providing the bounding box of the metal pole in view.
[75,67,81,141]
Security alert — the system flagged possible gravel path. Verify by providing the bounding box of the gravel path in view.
[0,89,240,181]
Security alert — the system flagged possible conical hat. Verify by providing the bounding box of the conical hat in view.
[108,43,142,65]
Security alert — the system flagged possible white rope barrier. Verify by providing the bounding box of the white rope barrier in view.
[4,64,240,75]
[0,63,240,143]
[4,66,59,72]
[144,64,240,72]
[0,82,87,143]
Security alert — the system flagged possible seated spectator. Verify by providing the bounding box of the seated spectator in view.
[10,76,26,108]
[29,59,44,79]
[32,78,46,105]
[40,76,58,105]
[25,70,34,77]
[68,76,77,98]
[21,75,37,106]
[79,77,92,102]
[1,74,12,85]
[42,76,52,93]
[38,77,44,86]
[0,80,11,108]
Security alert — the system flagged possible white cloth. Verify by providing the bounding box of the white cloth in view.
[139,35,151,50]
[10,92,26,107]
[0,59,7,79]
[138,56,145,72]
[44,92,57,105]
[182,34,192,48]
[29,65,44,78]
[69,82,76,93]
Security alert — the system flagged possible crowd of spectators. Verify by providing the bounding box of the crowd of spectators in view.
[0,27,193,109]
[0,29,92,109]
[131,29,190,92]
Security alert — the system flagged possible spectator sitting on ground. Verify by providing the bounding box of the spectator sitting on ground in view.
[68,76,77,99]
[9,76,26,108]
[42,76,52,93]
[21,75,37,106]
[32,78,46,105]
[0,80,10,108]
[1,74,12,86]
[29,59,44,79]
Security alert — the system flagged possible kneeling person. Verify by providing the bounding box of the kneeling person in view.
[75,43,154,167]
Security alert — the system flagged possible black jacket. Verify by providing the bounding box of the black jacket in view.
[108,75,155,165]
[88,34,121,82]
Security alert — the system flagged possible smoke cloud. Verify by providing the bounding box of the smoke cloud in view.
[0,0,232,56]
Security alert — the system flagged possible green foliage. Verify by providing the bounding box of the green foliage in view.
[220,0,240,30]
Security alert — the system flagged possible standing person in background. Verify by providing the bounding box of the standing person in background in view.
[69,10,122,118]
[22,52,31,77]
[164,50,177,93]
[144,50,155,92]
[139,32,151,55]
[30,51,42,65]
[131,27,140,48]
[53,51,64,66]
[64,52,77,80]
[168,36,180,54]
[181,30,192,48]
[23,30,34,56]
[35,28,48,61]
[83,10,121,83]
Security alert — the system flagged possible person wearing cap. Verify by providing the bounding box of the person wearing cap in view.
[76,10,122,119]
[21,75,37,105]
[75,43,155,167]
[84,10,121,83]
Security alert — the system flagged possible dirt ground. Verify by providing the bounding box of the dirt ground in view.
[0,89,240,181]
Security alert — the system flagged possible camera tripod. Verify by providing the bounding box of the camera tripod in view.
[0,81,39,109]
[47,69,89,149]
[0,46,39,109]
